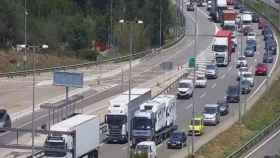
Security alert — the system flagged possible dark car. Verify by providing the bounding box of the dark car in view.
[255,63,268,76]
[243,26,252,36]
[217,100,229,115]
[244,46,255,57]
[167,131,187,149]
[187,3,195,11]
[0,109,12,132]
[246,39,257,51]
[252,13,259,23]
[263,52,274,63]
[263,26,273,36]
[240,80,251,94]
[265,40,277,55]
[226,85,240,103]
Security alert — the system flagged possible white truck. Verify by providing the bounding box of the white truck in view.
[217,0,227,8]
[134,141,157,158]
[44,114,99,158]
[213,37,229,66]
[241,13,253,26]
[131,95,177,147]
[105,88,151,143]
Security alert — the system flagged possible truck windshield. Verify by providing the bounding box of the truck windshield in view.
[216,57,225,63]
[44,136,67,157]
[106,115,127,125]
[213,45,227,52]
[133,117,152,130]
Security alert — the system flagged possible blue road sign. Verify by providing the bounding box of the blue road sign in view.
[53,71,84,88]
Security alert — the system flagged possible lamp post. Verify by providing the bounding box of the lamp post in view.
[119,19,143,158]
[18,44,48,157]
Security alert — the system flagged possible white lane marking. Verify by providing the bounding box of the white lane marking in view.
[199,92,207,98]
[211,83,217,89]
[221,73,226,79]
[244,128,280,158]
[248,79,266,100]
[121,146,128,150]
[185,104,193,110]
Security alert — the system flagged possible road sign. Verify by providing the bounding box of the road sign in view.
[53,71,84,88]
[188,57,196,68]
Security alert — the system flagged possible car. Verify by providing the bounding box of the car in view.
[263,52,274,63]
[247,32,256,41]
[187,3,195,11]
[238,66,249,80]
[244,46,255,57]
[217,100,229,116]
[195,74,207,88]
[203,104,220,126]
[252,13,259,23]
[242,26,252,36]
[167,131,187,149]
[255,63,268,76]
[226,85,240,103]
[240,71,254,87]
[0,109,12,132]
[265,40,277,55]
[206,64,218,79]
[177,79,194,99]
[264,32,274,41]
[234,3,242,9]
[240,79,252,94]
[246,39,257,51]
[236,56,248,68]
[258,18,268,30]
[188,116,204,136]
[135,141,157,158]
[263,26,273,36]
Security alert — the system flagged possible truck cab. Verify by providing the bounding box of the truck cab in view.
[213,38,229,66]
[134,141,157,158]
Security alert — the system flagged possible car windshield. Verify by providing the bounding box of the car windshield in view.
[135,145,150,154]
[216,57,225,63]
[0,111,6,120]
[240,67,248,71]
[179,82,191,88]
[191,120,201,126]
[228,86,238,94]
[171,133,183,139]
[213,45,227,52]
[204,106,218,114]
[207,65,216,70]
[241,80,250,86]
[238,57,246,60]
[243,73,252,78]
[106,114,127,125]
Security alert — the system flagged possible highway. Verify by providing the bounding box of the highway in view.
[0,1,279,158]
[99,4,279,158]
[244,128,280,158]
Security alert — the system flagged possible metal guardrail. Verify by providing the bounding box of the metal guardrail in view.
[1,28,186,78]
[226,1,280,157]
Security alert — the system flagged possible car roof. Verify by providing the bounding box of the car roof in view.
[179,79,193,84]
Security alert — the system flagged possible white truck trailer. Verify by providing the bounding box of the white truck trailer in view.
[105,88,151,143]
[131,95,177,147]
[44,114,99,158]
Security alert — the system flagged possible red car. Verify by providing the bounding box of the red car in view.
[255,63,268,76]
[258,18,268,30]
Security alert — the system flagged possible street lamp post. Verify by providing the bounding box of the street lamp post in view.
[17,44,48,157]
[119,19,143,158]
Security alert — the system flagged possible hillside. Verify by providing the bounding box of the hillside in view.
[0,0,179,72]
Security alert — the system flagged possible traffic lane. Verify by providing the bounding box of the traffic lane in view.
[244,128,280,158]
[98,8,217,158]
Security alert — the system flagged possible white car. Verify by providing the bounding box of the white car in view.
[135,141,157,158]
[236,56,248,68]
[247,32,256,41]
[240,71,254,87]
[238,66,249,79]
[195,75,207,88]
[177,79,194,99]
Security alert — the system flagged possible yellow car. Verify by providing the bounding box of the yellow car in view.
[188,116,204,136]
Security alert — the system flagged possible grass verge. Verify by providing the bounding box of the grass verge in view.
[186,1,280,158]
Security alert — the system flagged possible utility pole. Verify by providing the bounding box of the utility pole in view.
[191,4,198,157]
[110,0,113,49]
[24,0,27,70]
[160,0,162,48]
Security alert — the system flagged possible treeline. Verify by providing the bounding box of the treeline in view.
[0,0,179,60]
